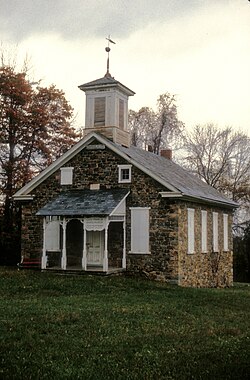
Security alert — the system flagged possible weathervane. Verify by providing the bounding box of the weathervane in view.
[105,35,116,77]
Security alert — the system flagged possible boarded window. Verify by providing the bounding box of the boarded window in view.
[60,167,73,185]
[119,99,124,129]
[46,220,60,251]
[187,208,195,254]
[213,212,219,252]
[223,214,229,251]
[130,208,150,253]
[201,210,207,252]
[94,97,105,126]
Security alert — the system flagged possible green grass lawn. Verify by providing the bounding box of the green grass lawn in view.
[0,269,249,380]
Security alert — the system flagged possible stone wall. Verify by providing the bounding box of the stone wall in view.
[178,202,233,287]
[19,139,234,287]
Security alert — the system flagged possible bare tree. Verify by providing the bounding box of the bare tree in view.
[182,124,250,200]
[182,124,250,230]
[129,92,184,154]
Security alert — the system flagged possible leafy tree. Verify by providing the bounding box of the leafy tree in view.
[129,92,184,154]
[0,64,79,263]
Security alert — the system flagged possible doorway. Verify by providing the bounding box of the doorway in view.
[66,219,83,267]
[86,231,104,266]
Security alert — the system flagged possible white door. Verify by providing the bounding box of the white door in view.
[86,231,103,266]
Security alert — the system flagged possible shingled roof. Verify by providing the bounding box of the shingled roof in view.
[116,143,237,207]
[78,76,135,96]
[36,189,129,216]
[13,132,237,208]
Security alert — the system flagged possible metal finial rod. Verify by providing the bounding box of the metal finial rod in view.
[105,35,116,78]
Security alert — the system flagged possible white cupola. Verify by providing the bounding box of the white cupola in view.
[78,38,135,147]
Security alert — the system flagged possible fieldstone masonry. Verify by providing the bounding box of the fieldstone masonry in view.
[19,139,234,287]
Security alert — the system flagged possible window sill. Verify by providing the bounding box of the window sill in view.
[129,251,151,255]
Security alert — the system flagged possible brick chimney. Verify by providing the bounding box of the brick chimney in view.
[160,148,172,160]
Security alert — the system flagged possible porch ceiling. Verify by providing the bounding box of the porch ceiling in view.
[36,189,129,217]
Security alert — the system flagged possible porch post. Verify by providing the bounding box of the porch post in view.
[41,218,47,269]
[82,220,87,270]
[103,219,109,272]
[61,217,67,270]
[122,219,126,269]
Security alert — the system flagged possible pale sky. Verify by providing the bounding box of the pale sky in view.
[1,0,250,135]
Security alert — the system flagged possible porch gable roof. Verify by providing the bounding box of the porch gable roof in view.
[36,189,129,217]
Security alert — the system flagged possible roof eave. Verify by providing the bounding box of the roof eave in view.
[13,133,100,197]
[79,82,135,97]
[181,194,238,209]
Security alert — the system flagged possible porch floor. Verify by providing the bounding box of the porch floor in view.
[43,266,125,275]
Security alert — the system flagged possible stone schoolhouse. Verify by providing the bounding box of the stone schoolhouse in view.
[13,69,237,287]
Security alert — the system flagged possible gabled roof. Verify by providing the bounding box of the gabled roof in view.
[36,189,129,216]
[117,143,237,207]
[78,76,135,96]
[13,132,237,208]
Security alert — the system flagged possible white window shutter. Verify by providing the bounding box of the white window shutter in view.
[223,214,229,251]
[60,167,73,185]
[213,212,219,252]
[131,208,150,253]
[187,208,195,254]
[201,210,207,252]
[46,220,60,251]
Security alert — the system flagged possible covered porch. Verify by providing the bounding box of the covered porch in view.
[36,189,129,274]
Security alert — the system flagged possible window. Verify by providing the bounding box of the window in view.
[119,99,124,129]
[46,219,60,251]
[223,214,229,251]
[118,165,132,183]
[187,208,195,254]
[213,212,219,252]
[60,167,73,185]
[201,210,207,253]
[130,207,150,254]
[94,97,105,126]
